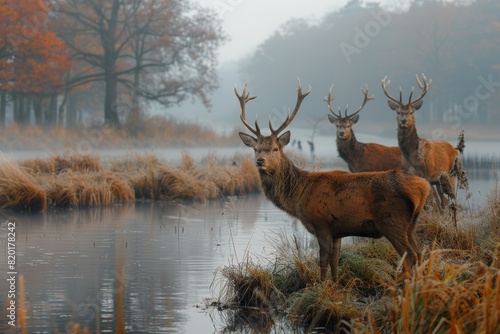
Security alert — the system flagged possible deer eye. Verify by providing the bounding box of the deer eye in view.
[273,147,279,152]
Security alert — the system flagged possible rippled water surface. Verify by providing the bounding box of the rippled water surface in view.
[1,195,312,333]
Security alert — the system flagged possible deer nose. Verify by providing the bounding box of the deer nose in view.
[338,131,345,137]
[256,158,265,167]
[400,119,407,125]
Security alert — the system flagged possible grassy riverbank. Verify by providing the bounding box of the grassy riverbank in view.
[210,197,500,333]
[0,149,260,212]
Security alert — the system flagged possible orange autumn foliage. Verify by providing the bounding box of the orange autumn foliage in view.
[0,0,70,94]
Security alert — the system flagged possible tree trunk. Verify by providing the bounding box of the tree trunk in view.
[24,97,32,125]
[59,89,69,127]
[104,68,120,128]
[33,96,44,125]
[126,64,142,134]
[14,95,26,124]
[102,0,121,129]
[13,94,18,123]
[0,91,6,126]
[49,94,58,126]
[66,91,77,128]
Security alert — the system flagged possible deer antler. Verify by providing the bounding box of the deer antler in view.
[324,84,373,120]
[234,83,260,136]
[381,76,403,106]
[346,84,374,118]
[270,78,312,136]
[408,73,432,105]
[324,84,342,120]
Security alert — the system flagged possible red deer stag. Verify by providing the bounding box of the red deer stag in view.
[237,79,430,281]
[324,84,402,172]
[381,74,459,208]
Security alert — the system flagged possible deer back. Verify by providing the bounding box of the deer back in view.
[419,139,459,182]
[295,169,429,237]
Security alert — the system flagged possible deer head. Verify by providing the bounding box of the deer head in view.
[324,84,374,140]
[381,74,432,128]
[237,79,312,175]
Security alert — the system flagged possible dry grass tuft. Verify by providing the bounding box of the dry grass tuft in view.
[41,173,79,208]
[288,280,360,332]
[270,234,321,295]
[450,156,470,196]
[113,152,260,201]
[214,257,275,308]
[156,167,217,200]
[387,249,500,334]
[0,157,47,212]
[416,210,481,260]
[67,171,135,207]
[22,148,102,174]
[339,242,397,293]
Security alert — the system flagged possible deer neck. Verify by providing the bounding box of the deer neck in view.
[398,124,421,161]
[336,133,365,165]
[259,156,308,217]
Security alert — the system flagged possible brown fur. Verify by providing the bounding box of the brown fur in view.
[238,83,430,281]
[332,121,402,172]
[326,84,402,173]
[398,126,459,184]
[382,75,459,208]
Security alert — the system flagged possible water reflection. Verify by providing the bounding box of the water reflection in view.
[0,196,307,333]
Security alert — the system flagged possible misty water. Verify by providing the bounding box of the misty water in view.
[0,137,499,333]
[0,196,295,333]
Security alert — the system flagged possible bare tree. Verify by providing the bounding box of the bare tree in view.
[124,0,225,127]
[55,0,225,128]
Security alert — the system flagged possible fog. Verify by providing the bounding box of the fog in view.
[172,0,500,143]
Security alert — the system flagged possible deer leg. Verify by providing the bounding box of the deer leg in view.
[436,183,448,210]
[329,238,341,282]
[383,230,416,279]
[317,237,331,281]
[427,183,442,211]
[407,231,422,265]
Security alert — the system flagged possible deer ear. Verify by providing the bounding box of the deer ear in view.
[412,100,423,111]
[387,100,399,110]
[278,131,291,146]
[327,114,337,124]
[239,132,257,148]
[350,115,360,124]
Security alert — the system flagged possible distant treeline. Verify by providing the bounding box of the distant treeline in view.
[237,0,500,134]
[462,153,500,180]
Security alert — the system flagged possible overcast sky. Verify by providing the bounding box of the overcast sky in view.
[195,0,346,63]
[194,0,415,64]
